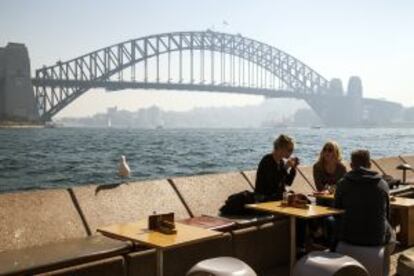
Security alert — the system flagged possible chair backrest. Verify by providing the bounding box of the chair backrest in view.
[170,172,252,217]
[72,179,190,232]
[0,189,87,252]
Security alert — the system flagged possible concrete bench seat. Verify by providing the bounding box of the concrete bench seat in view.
[0,235,130,276]
[35,256,126,276]
[260,265,289,276]
[126,233,233,276]
[0,188,132,275]
[231,220,290,274]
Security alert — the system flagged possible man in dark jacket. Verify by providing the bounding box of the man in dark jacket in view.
[334,149,393,246]
[255,134,298,201]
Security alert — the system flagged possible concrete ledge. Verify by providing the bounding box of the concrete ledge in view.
[242,170,256,188]
[72,180,190,232]
[170,172,253,217]
[0,189,87,252]
[371,156,407,181]
[292,166,315,195]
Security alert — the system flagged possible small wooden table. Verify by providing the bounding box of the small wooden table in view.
[247,201,344,276]
[389,197,414,246]
[313,193,334,201]
[98,220,222,276]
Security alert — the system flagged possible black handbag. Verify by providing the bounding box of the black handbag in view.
[219,190,261,216]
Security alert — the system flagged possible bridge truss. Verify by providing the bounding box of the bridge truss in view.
[32,31,329,121]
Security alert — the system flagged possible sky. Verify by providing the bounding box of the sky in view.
[1,0,413,118]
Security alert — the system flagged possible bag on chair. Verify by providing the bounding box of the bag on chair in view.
[219,190,258,216]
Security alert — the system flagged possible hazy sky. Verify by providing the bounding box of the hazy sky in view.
[1,0,413,117]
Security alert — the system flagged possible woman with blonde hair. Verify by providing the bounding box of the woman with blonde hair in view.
[312,141,347,250]
[313,141,347,192]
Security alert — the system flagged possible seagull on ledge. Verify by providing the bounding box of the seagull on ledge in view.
[118,155,131,178]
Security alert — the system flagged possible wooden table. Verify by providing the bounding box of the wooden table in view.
[389,197,414,246]
[247,201,344,276]
[98,220,222,276]
[313,193,334,201]
[312,193,414,247]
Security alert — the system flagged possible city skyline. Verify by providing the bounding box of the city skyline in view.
[1,0,413,118]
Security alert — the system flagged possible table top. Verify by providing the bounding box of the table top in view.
[312,193,414,209]
[246,201,344,219]
[390,197,414,208]
[313,192,334,200]
[97,220,222,249]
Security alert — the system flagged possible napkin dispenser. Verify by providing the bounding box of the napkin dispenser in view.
[148,212,177,234]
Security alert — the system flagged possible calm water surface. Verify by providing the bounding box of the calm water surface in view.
[1,127,413,193]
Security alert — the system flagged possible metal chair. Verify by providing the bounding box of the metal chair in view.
[186,256,257,276]
[292,251,369,276]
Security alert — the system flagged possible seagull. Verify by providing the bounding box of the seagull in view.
[118,155,131,178]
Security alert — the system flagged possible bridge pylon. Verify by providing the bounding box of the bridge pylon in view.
[0,43,39,122]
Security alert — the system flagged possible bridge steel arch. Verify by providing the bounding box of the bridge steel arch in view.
[33,31,329,121]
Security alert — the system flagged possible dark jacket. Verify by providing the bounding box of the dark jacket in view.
[255,154,296,201]
[313,161,347,191]
[334,167,391,246]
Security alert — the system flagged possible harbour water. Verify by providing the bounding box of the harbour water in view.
[1,127,413,193]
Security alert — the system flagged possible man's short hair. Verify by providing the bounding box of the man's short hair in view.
[351,149,371,169]
[273,134,294,150]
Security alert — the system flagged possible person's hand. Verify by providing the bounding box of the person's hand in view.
[286,157,300,168]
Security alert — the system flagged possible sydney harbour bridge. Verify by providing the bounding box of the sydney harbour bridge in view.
[0,30,402,126]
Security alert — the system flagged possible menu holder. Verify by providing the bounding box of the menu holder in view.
[148,212,177,234]
[281,193,310,209]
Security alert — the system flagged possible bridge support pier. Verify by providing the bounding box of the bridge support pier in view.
[0,43,39,122]
[306,95,363,127]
